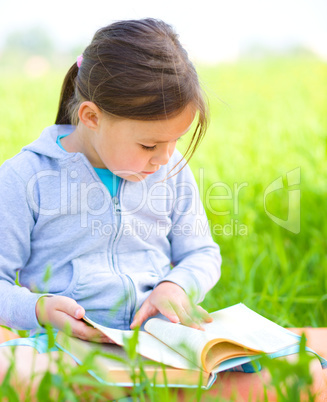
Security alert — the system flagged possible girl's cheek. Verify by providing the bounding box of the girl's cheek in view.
[168,144,176,158]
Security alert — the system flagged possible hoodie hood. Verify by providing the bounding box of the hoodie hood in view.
[22,124,76,159]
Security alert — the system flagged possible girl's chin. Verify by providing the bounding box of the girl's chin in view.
[119,173,148,182]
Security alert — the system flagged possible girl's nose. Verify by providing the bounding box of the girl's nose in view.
[150,144,173,166]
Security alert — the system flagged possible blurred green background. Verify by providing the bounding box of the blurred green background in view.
[0,27,326,328]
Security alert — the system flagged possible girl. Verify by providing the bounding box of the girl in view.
[0,18,221,383]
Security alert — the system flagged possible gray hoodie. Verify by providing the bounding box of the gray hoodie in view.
[0,124,221,332]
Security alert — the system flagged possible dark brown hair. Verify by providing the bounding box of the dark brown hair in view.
[55,18,209,176]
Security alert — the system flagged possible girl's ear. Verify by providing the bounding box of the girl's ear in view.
[78,101,101,130]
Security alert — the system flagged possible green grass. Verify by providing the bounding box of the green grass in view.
[189,56,327,327]
[0,55,326,399]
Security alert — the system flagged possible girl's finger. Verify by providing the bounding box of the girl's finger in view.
[100,336,115,344]
[178,301,211,329]
[196,306,213,322]
[66,318,106,341]
[175,305,204,330]
[68,320,115,343]
[130,302,158,329]
[156,302,180,324]
[180,300,212,323]
[49,309,99,341]
[55,296,85,319]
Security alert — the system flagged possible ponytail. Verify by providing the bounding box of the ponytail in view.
[55,62,79,125]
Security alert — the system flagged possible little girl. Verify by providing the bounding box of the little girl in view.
[0,18,221,379]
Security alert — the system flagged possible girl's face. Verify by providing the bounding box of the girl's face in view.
[93,104,196,182]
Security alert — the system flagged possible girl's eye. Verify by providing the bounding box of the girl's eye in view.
[140,138,181,151]
[141,144,157,151]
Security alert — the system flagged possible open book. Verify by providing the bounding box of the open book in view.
[55,303,327,388]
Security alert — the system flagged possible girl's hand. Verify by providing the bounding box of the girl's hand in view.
[35,295,113,343]
[130,281,213,330]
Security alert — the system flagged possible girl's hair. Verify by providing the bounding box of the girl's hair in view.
[55,18,209,176]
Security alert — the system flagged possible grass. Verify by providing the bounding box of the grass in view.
[0,54,326,399]
[191,56,327,327]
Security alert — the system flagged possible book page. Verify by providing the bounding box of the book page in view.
[144,318,213,368]
[56,332,208,387]
[203,342,254,371]
[202,304,300,353]
[83,316,194,370]
[144,303,300,370]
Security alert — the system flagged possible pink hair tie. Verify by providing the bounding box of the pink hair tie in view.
[77,54,83,68]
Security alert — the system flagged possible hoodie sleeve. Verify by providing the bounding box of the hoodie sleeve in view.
[0,161,46,330]
[158,162,222,303]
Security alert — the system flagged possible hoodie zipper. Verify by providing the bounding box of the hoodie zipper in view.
[74,154,125,275]
[78,156,134,323]
[109,179,124,273]
[110,181,136,326]
[112,196,121,215]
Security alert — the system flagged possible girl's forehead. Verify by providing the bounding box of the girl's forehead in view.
[136,105,197,142]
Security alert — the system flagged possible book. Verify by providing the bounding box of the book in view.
[55,303,327,389]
